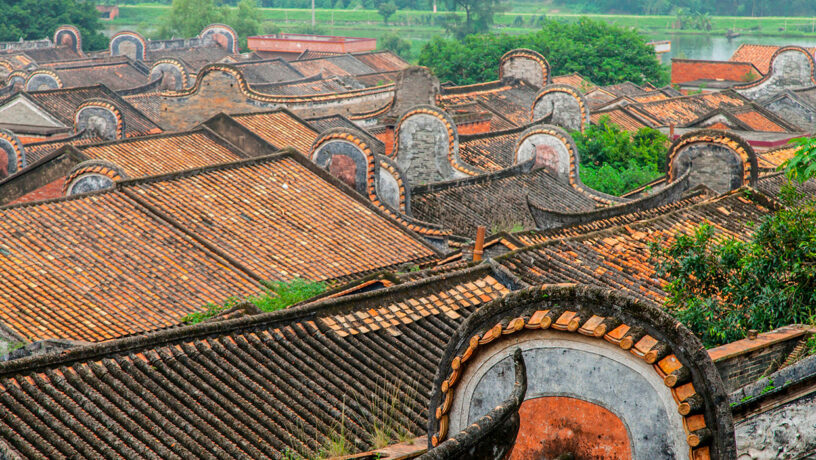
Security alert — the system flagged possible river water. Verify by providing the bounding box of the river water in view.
[647,33,816,62]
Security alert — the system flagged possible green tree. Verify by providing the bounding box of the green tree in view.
[782,137,816,184]
[651,187,816,347]
[377,1,398,25]
[571,116,668,195]
[418,18,669,86]
[379,32,411,59]
[227,0,262,48]
[0,0,107,51]
[446,0,506,37]
[160,0,226,39]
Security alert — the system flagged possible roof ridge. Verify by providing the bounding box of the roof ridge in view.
[496,186,775,255]
[0,264,493,377]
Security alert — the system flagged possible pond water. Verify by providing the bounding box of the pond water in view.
[647,33,816,62]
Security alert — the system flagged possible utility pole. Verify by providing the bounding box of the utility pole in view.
[312,0,316,27]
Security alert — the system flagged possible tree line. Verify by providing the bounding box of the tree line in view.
[557,0,816,17]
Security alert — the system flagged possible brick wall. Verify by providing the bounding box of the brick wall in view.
[709,326,812,392]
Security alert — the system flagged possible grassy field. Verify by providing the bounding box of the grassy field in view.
[109,4,816,59]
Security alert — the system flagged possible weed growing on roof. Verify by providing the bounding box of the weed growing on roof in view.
[361,374,419,449]
[182,279,326,324]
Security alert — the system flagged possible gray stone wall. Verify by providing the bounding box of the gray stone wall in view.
[501,56,545,87]
[390,67,439,116]
[397,112,458,185]
[763,97,816,131]
[515,132,572,181]
[738,50,815,100]
[735,392,816,459]
[671,144,744,193]
[532,90,586,132]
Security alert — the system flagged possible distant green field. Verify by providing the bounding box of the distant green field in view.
[110,4,816,59]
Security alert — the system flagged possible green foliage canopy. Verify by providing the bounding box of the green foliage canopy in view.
[160,0,263,46]
[0,0,107,51]
[651,187,816,347]
[379,32,412,59]
[571,116,668,196]
[377,1,397,24]
[418,18,668,86]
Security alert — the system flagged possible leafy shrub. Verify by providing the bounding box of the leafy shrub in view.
[572,116,667,195]
[651,186,816,347]
[183,278,326,324]
[418,17,669,86]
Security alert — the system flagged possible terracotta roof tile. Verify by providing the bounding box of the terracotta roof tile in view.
[18,85,163,137]
[231,110,318,153]
[498,190,774,305]
[0,265,505,457]
[629,91,749,126]
[757,145,798,169]
[0,191,259,342]
[290,54,377,77]
[232,58,304,84]
[351,50,410,72]
[458,129,520,170]
[551,73,596,91]
[672,59,761,85]
[49,61,149,90]
[126,154,438,283]
[591,108,651,131]
[730,44,816,74]
[439,82,537,128]
[147,45,234,72]
[77,129,246,178]
[733,110,785,132]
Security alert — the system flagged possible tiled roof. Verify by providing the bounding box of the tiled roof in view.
[353,71,400,87]
[551,73,596,91]
[514,188,714,245]
[6,47,80,64]
[591,107,653,131]
[0,191,259,342]
[497,190,775,305]
[306,114,387,152]
[732,110,786,132]
[50,61,149,90]
[600,81,649,98]
[351,50,410,72]
[0,265,509,458]
[147,46,233,71]
[125,153,438,283]
[251,76,348,96]
[23,135,100,164]
[121,92,162,122]
[290,54,377,77]
[458,127,524,171]
[77,129,246,178]
[439,81,538,128]
[671,59,761,85]
[296,49,342,60]
[231,59,304,84]
[411,164,597,237]
[730,44,816,74]
[757,145,797,170]
[754,172,816,197]
[19,85,163,137]
[628,91,749,127]
[230,109,318,154]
